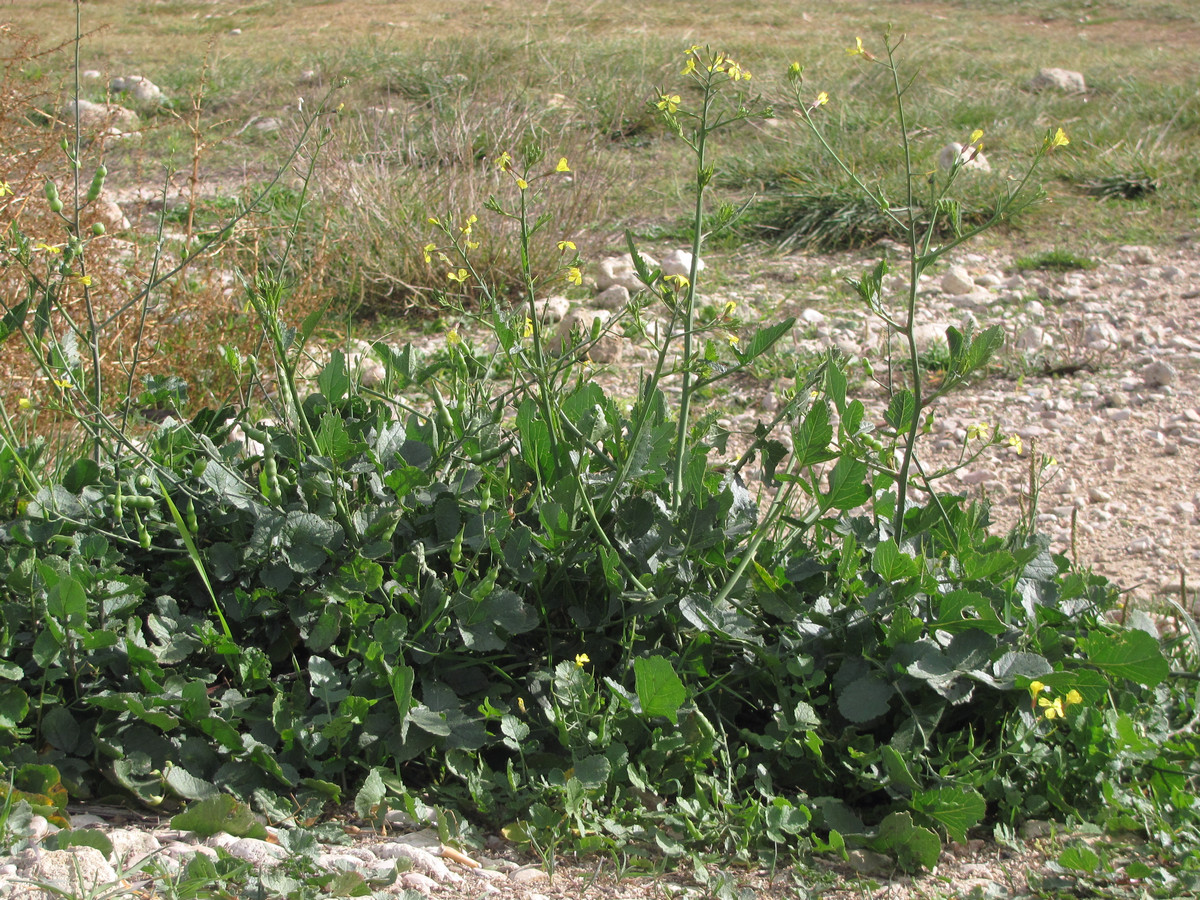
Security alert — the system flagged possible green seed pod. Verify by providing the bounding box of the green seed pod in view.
[186,497,198,533]
[86,164,107,203]
[44,181,58,202]
[134,510,151,550]
[136,474,152,490]
[49,198,63,213]
[449,528,464,566]
[191,458,208,479]
[91,222,106,236]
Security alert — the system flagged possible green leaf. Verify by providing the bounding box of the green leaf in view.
[884,390,915,433]
[793,403,837,467]
[47,829,114,858]
[317,350,350,404]
[171,794,267,839]
[822,457,869,512]
[733,319,795,365]
[0,685,30,729]
[1079,630,1169,688]
[571,755,611,790]
[838,674,893,724]
[634,656,687,724]
[912,787,985,844]
[881,745,921,794]
[1058,844,1101,874]
[0,297,30,344]
[929,590,1006,635]
[874,811,941,871]
[46,574,87,627]
[282,511,344,574]
[40,707,79,753]
[315,413,354,463]
[164,766,219,801]
[872,539,920,582]
[354,769,386,818]
[62,458,100,493]
[389,665,415,740]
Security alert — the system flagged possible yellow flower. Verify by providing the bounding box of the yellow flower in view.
[1007,434,1024,456]
[682,57,697,76]
[1039,696,1066,720]
[663,274,689,289]
[657,93,681,114]
[74,274,92,286]
[812,91,829,109]
[51,376,73,390]
[1048,127,1070,149]
[447,268,469,284]
[966,422,989,441]
[728,334,739,346]
[787,61,803,84]
[725,59,750,81]
[0,180,11,197]
[847,36,864,56]
[447,329,461,346]
[523,317,534,338]
[517,697,527,713]
[555,157,570,173]
[722,300,737,317]
[515,177,528,191]
[970,129,984,145]
[1065,689,1083,706]
[566,267,582,286]
[574,653,590,668]
[460,214,477,235]
[1029,680,1048,697]
[427,216,441,226]
[495,151,513,171]
[34,242,62,254]
[557,239,576,252]
[1045,455,1058,467]
[17,398,32,410]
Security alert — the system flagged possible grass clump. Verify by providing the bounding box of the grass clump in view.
[1014,248,1098,272]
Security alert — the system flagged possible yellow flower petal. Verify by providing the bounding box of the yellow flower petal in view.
[574,653,590,668]
[555,157,570,173]
[566,267,582,286]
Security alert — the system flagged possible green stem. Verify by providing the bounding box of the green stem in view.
[670,85,714,510]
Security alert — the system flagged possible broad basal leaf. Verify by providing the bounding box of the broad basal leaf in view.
[634,656,687,724]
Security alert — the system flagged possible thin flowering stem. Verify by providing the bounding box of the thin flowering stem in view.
[671,60,721,511]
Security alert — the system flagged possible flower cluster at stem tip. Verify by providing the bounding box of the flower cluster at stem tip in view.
[682,46,751,81]
[1028,681,1083,721]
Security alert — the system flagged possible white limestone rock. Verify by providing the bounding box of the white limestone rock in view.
[1030,67,1086,93]
[59,99,140,134]
[595,253,657,293]
[941,265,976,295]
[552,308,623,363]
[110,75,165,105]
[659,249,705,278]
[592,284,631,310]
